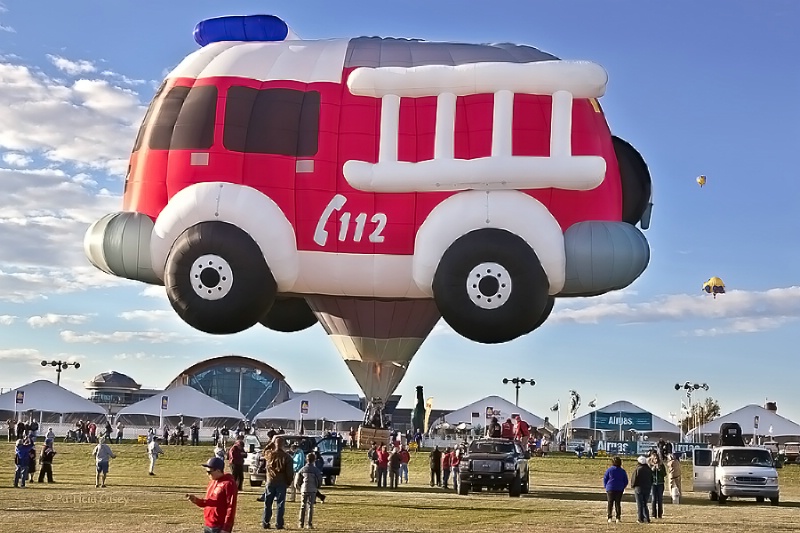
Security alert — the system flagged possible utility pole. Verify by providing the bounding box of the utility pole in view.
[502,377,535,407]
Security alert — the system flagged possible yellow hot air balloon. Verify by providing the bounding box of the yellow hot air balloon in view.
[703,276,725,299]
[697,175,707,187]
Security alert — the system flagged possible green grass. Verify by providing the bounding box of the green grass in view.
[2,442,799,532]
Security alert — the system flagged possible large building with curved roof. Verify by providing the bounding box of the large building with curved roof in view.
[84,371,163,415]
[166,355,291,420]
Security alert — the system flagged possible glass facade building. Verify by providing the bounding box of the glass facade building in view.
[167,355,291,420]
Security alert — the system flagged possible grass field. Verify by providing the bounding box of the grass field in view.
[2,442,800,532]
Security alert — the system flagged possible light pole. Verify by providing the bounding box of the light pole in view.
[674,382,709,442]
[41,360,80,386]
[502,377,535,407]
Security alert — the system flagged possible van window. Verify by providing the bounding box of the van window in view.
[148,85,217,150]
[223,87,320,156]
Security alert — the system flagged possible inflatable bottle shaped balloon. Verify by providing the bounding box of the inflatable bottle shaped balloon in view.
[83,14,654,414]
[411,385,425,434]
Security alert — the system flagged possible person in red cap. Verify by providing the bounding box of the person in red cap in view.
[186,456,238,533]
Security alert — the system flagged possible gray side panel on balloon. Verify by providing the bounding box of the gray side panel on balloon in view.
[560,221,650,295]
[345,37,558,69]
[306,296,440,339]
[102,212,161,285]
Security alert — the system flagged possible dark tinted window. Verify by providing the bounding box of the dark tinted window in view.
[224,87,320,156]
[132,81,165,152]
[148,85,217,150]
[469,441,514,454]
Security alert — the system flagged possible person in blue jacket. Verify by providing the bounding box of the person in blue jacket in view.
[603,456,629,523]
[13,437,35,488]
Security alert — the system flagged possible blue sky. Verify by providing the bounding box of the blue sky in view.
[0,0,798,426]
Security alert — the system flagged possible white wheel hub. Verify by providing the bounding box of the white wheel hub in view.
[191,254,233,301]
[466,262,512,309]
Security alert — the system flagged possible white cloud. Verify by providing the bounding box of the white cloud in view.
[140,286,165,298]
[0,314,16,325]
[0,25,13,34]
[0,348,40,361]
[2,152,32,167]
[550,286,800,336]
[27,313,90,328]
[118,310,172,321]
[60,330,203,344]
[0,59,145,174]
[46,55,96,75]
[101,70,146,86]
[113,352,175,361]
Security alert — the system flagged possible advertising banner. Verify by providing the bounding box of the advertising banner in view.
[591,411,653,431]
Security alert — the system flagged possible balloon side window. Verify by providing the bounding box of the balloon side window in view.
[132,84,218,152]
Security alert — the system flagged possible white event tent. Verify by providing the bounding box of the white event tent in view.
[253,390,364,432]
[116,385,245,428]
[442,395,544,428]
[687,405,800,440]
[0,380,108,423]
[568,400,679,438]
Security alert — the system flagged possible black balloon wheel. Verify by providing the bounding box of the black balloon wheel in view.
[164,221,276,334]
[432,228,550,344]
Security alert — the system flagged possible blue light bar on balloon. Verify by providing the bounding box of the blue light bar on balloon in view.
[193,15,290,47]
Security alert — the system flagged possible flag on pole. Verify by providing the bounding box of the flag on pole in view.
[588,397,597,409]
[550,402,559,412]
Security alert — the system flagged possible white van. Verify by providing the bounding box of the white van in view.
[693,446,780,505]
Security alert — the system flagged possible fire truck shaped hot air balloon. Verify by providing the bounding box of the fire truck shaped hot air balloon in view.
[84,15,654,420]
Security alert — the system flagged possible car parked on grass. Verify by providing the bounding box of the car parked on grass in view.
[248,434,343,487]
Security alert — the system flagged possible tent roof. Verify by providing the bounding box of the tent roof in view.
[0,380,107,415]
[443,395,544,427]
[253,390,364,422]
[569,400,678,433]
[117,385,244,420]
[688,405,800,437]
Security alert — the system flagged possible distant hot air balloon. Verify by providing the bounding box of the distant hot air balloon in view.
[697,175,707,187]
[703,276,725,299]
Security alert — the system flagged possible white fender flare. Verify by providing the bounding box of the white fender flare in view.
[412,190,565,296]
[150,182,299,291]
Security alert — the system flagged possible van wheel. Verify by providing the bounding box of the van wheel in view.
[521,471,530,494]
[432,229,550,344]
[709,491,718,501]
[458,482,470,495]
[165,222,277,334]
[770,496,779,506]
[717,484,727,504]
[756,496,765,503]
[260,297,317,332]
[509,475,522,497]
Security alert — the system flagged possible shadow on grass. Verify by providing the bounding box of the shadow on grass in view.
[528,487,800,508]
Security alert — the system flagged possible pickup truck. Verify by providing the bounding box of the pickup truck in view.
[457,438,530,497]
[693,446,780,505]
[779,442,800,464]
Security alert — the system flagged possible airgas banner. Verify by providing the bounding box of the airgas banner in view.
[590,411,653,431]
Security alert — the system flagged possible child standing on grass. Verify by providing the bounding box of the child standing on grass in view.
[294,452,323,529]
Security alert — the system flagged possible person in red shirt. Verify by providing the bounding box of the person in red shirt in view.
[514,415,531,448]
[441,447,453,489]
[227,438,246,491]
[451,447,461,492]
[375,445,389,488]
[501,418,514,439]
[398,445,411,484]
[187,457,238,533]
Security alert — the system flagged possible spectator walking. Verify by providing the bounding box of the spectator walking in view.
[187,456,237,533]
[27,444,37,482]
[650,454,667,519]
[630,456,653,523]
[451,447,461,492]
[148,436,164,475]
[28,418,39,442]
[263,437,293,530]
[667,453,682,503]
[389,447,401,488]
[399,445,410,484]
[429,445,442,487]
[311,448,327,503]
[367,442,378,482]
[349,427,357,449]
[16,420,25,440]
[45,428,55,441]
[115,421,125,444]
[13,437,34,488]
[38,439,56,483]
[294,452,323,529]
[289,443,306,501]
[375,444,389,488]
[87,421,97,443]
[191,423,200,446]
[603,456,629,523]
[92,437,117,488]
[442,447,452,489]
[228,437,246,492]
